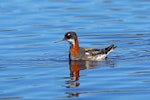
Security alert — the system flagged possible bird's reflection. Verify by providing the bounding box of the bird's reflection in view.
[65,59,115,88]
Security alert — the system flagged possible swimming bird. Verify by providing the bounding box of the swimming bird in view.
[56,32,116,61]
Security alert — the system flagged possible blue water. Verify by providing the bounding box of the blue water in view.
[0,0,150,100]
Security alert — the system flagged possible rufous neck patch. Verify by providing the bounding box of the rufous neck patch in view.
[70,38,79,57]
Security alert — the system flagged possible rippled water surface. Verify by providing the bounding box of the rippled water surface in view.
[0,0,150,100]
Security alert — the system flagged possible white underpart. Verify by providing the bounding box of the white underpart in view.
[85,52,90,55]
[96,49,114,61]
[85,49,114,61]
[86,53,107,61]
[96,54,107,61]
[67,39,75,45]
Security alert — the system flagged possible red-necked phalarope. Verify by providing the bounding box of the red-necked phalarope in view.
[55,32,116,61]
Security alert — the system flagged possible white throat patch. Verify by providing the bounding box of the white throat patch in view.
[67,39,75,45]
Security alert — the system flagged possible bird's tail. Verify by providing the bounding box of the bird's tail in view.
[105,44,116,54]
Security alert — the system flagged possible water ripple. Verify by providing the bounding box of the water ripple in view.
[0,0,150,100]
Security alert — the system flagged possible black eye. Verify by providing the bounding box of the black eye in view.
[65,33,72,39]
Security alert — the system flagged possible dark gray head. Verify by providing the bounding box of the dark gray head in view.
[63,32,78,45]
[54,32,78,45]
